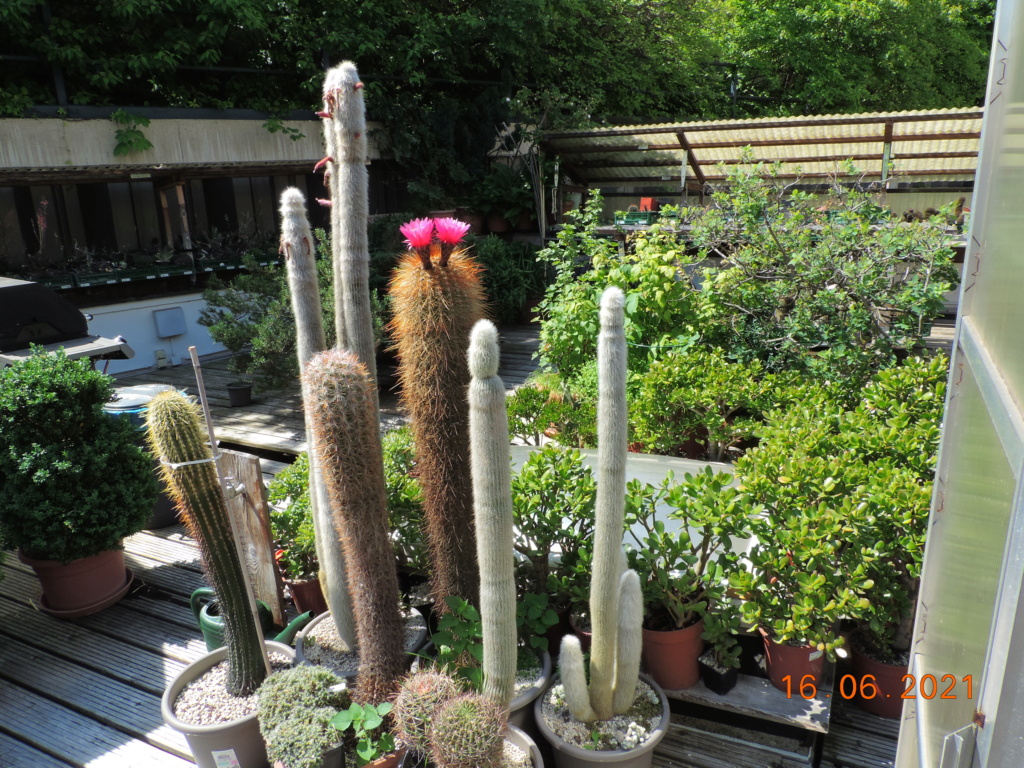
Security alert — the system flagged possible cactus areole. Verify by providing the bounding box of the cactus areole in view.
[389,217,484,609]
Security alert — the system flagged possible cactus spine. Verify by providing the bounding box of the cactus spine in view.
[468,320,517,708]
[429,693,507,768]
[146,391,268,696]
[559,286,644,722]
[279,187,357,649]
[392,671,463,756]
[302,349,404,704]
[389,220,485,608]
[323,61,377,388]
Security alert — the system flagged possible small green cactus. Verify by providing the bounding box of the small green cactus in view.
[428,692,507,768]
[392,670,463,756]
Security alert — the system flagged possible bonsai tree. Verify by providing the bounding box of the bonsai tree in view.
[0,347,157,563]
[623,467,751,632]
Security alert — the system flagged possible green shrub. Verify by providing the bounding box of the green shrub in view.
[472,235,544,326]
[267,453,318,581]
[0,348,158,562]
[382,426,427,576]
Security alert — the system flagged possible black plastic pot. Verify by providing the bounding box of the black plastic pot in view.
[226,381,253,407]
[699,655,739,696]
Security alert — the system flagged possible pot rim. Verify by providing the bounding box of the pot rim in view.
[510,648,553,713]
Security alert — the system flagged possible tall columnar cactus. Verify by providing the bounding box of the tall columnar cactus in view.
[321,61,377,388]
[302,348,404,704]
[559,287,644,722]
[467,320,517,707]
[146,390,268,696]
[389,217,485,607]
[279,187,357,649]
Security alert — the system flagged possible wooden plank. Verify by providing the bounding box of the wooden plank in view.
[0,680,193,768]
[0,598,186,695]
[222,449,285,626]
[123,550,208,597]
[124,532,203,572]
[0,731,75,768]
[0,636,192,758]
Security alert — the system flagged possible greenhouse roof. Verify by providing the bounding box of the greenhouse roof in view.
[541,108,983,193]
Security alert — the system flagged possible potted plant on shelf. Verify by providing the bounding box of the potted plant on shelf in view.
[698,603,743,695]
[0,347,158,617]
[624,466,751,690]
[477,164,535,234]
[268,453,328,615]
[534,288,670,768]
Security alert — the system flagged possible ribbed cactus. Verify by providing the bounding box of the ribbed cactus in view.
[302,348,404,704]
[559,287,644,722]
[389,217,485,608]
[279,187,357,649]
[429,693,507,768]
[468,320,517,707]
[392,670,463,756]
[146,390,268,696]
[322,61,377,388]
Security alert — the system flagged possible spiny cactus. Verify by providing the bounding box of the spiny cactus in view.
[389,217,485,608]
[559,287,644,722]
[429,693,507,768]
[280,187,357,649]
[321,61,377,388]
[392,670,463,756]
[468,320,517,707]
[146,390,268,696]
[302,348,404,705]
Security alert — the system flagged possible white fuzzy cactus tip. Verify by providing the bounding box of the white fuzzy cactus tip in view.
[468,320,500,380]
[600,286,625,324]
[279,187,306,217]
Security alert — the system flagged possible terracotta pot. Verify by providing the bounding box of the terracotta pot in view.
[287,577,328,615]
[642,620,705,690]
[515,213,535,232]
[850,644,908,719]
[759,627,825,694]
[366,748,407,768]
[486,213,511,233]
[569,611,592,653]
[19,549,133,618]
[454,209,486,234]
[162,641,295,768]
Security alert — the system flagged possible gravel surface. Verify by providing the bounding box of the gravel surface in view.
[304,612,427,677]
[540,679,662,751]
[501,739,531,768]
[173,652,293,726]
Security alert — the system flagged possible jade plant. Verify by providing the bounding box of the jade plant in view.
[280,185,356,647]
[302,348,404,704]
[147,390,268,695]
[266,453,318,582]
[558,287,645,723]
[389,216,485,608]
[0,347,157,563]
[623,467,751,631]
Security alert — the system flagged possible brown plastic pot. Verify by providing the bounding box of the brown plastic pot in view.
[759,627,825,693]
[642,619,705,690]
[19,548,133,618]
[850,644,908,719]
[287,577,328,615]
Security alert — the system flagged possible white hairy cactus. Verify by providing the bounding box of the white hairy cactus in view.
[280,187,356,648]
[559,286,644,722]
[467,320,517,707]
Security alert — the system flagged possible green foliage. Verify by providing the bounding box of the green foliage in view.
[331,701,396,766]
[110,108,153,156]
[267,453,318,581]
[730,355,948,660]
[624,468,751,630]
[689,160,959,390]
[430,596,485,691]
[472,235,545,326]
[0,347,157,562]
[516,591,560,653]
[258,665,349,768]
[263,115,306,141]
[475,165,535,221]
[510,445,596,605]
[537,195,700,379]
[505,374,565,446]
[631,348,800,461]
[381,426,427,576]
[700,604,743,671]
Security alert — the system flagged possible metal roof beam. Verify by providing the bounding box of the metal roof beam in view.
[675,131,706,187]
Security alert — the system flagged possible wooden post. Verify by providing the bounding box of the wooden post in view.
[220,449,286,627]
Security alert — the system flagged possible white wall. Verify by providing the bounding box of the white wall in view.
[83,292,225,376]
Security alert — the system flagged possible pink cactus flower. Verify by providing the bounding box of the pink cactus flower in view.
[401,217,435,269]
[434,217,471,244]
[400,218,435,249]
